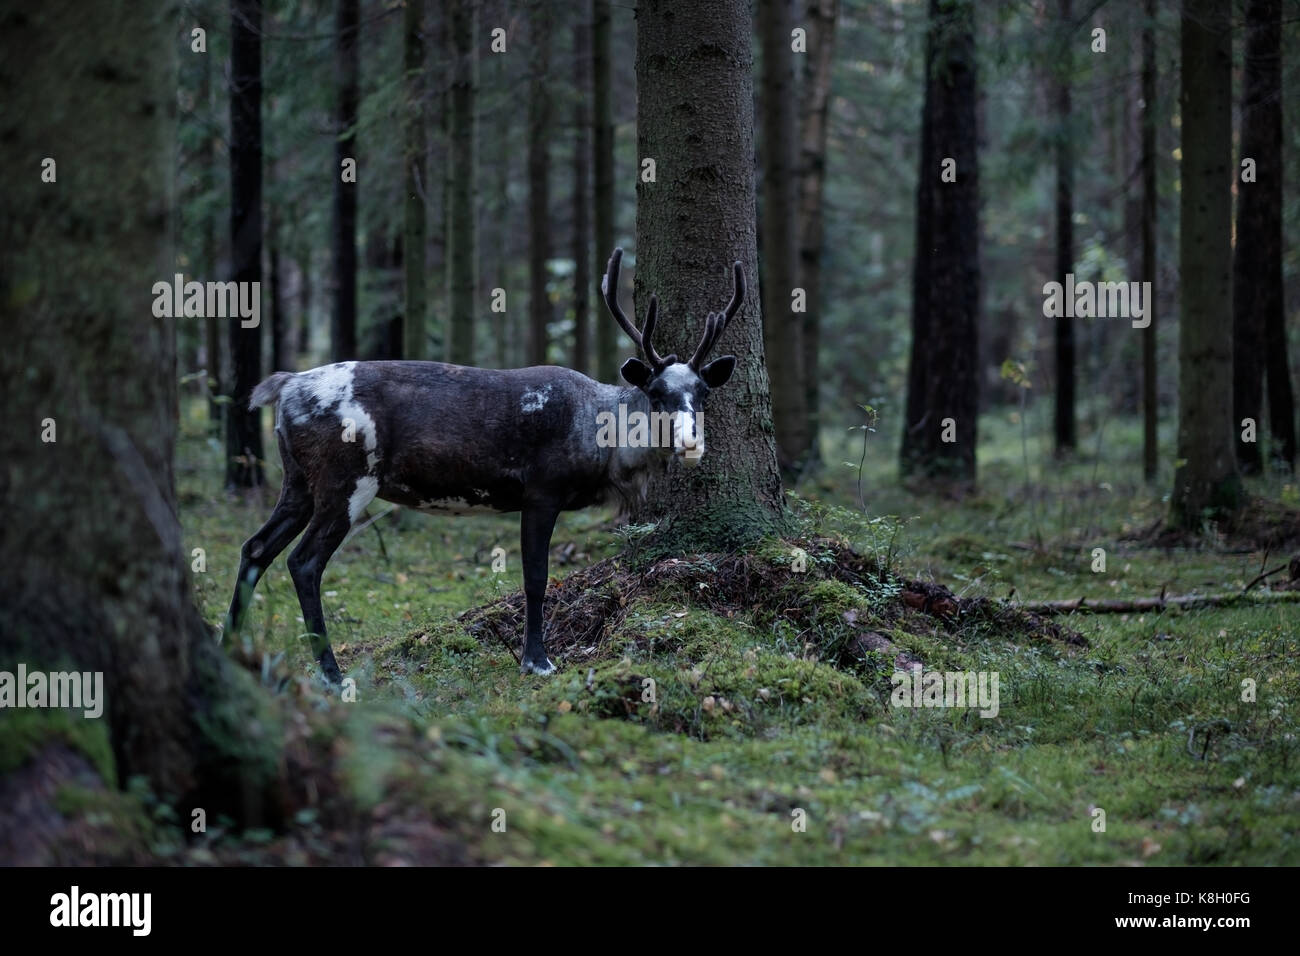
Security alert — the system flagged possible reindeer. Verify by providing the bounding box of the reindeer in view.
[224,249,745,681]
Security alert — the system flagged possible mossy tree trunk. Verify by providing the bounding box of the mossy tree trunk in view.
[1171,0,1241,527]
[0,0,278,822]
[631,0,786,551]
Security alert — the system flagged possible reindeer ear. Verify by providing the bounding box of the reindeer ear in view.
[620,357,655,388]
[699,355,735,388]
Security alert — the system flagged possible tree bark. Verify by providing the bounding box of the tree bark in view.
[1236,0,1294,470]
[759,0,808,475]
[199,15,222,435]
[797,0,838,472]
[592,0,618,383]
[572,14,592,374]
[490,0,511,369]
[331,0,360,362]
[297,247,313,356]
[900,0,980,486]
[900,5,937,477]
[527,0,552,367]
[447,0,477,365]
[1053,0,1076,455]
[227,0,265,489]
[403,0,428,361]
[1141,0,1158,481]
[1171,0,1241,526]
[632,0,786,550]
[269,214,284,373]
[0,0,280,822]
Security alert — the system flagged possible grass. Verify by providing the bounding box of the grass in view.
[44,396,1300,865]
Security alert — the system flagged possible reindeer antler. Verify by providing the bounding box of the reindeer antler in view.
[602,248,669,367]
[689,260,745,369]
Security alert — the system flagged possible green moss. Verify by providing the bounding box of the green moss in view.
[167,396,1300,865]
[0,707,115,783]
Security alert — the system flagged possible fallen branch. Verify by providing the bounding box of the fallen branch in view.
[1242,562,1288,593]
[1005,590,1300,615]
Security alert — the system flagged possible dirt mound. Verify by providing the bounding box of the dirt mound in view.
[459,538,1086,665]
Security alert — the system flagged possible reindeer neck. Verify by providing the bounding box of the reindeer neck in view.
[590,382,662,501]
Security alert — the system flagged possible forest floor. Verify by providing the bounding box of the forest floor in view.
[18,400,1300,865]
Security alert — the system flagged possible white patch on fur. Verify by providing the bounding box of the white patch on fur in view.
[348,476,379,525]
[292,362,380,473]
[520,383,553,413]
[520,657,556,676]
[658,362,698,394]
[660,364,704,461]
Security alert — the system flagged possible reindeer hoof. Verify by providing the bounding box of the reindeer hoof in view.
[319,648,344,685]
[520,657,556,676]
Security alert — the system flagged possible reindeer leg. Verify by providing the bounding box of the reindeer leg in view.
[225,462,313,640]
[520,504,560,675]
[287,507,353,684]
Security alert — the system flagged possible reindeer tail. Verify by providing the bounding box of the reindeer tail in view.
[249,371,295,410]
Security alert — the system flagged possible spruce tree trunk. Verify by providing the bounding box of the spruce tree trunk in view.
[297,247,313,356]
[269,215,284,373]
[0,0,279,823]
[447,0,476,365]
[1053,0,1076,455]
[900,8,937,476]
[1232,0,1273,474]
[797,0,838,471]
[592,0,618,383]
[1236,0,1294,470]
[572,15,592,374]
[491,3,511,370]
[332,0,360,362]
[632,0,785,550]
[199,16,222,435]
[227,0,265,489]
[403,0,428,361]
[527,0,552,367]
[1171,0,1241,526]
[901,0,980,485]
[1141,0,1158,482]
[759,0,808,475]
